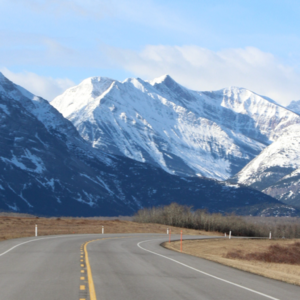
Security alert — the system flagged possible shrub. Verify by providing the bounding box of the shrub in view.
[226,242,300,264]
[133,203,300,238]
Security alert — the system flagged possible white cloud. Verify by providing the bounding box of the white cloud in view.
[1,68,75,101]
[106,45,300,105]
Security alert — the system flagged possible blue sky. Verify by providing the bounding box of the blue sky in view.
[1,0,300,104]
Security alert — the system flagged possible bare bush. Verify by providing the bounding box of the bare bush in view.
[133,203,300,238]
[226,242,300,264]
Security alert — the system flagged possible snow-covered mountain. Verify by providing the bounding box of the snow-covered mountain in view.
[287,100,300,115]
[0,72,110,165]
[230,124,300,207]
[52,75,300,180]
[2,72,289,216]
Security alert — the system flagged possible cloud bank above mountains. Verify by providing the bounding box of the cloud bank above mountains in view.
[0,68,74,101]
[107,45,300,106]
[2,45,300,105]
[1,1,300,103]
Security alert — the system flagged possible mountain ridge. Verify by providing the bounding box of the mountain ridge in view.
[52,74,300,180]
[1,72,295,216]
[230,124,300,207]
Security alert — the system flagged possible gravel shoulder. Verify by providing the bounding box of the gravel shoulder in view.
[164,238,300,286]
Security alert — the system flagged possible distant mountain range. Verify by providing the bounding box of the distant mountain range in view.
[0,72,299,216]
[52,75,300,181]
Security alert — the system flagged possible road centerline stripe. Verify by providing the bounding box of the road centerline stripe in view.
[83,240,97,300]
[82,235,144,300]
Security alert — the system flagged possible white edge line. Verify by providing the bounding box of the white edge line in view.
[137,239,280,300]
[0,234,100,257]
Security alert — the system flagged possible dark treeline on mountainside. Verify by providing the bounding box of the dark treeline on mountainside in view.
[133,203,300,238]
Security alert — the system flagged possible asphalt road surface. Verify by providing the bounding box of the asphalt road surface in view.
[0,233,299,300]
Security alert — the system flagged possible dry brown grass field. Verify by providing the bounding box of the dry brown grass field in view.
[164,238,300,286]
[0,215,219,242]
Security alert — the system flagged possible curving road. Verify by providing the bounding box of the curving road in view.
[0,234,299,300]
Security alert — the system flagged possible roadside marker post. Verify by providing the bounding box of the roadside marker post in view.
[102,226,104,234]
[167,228,169,235]
[169,229,171,243]
[229,231,231,239]
[269,231,272,239]
[35,224,38,237]
[180,230,183,252]
[225,233,226,237]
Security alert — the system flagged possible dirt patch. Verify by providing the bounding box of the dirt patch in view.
[163,238,300,286]
[0,216,219,242]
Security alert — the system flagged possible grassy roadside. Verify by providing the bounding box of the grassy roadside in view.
[0,216,221,242]
[163,238,300,286]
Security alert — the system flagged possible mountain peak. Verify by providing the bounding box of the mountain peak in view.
[79,76,115,87]
[74,76,115,99]
[149,74,177,86]
[0,71,35,100]
[287,100,300,115]
[222,86,279,106]
[0,72,11,86]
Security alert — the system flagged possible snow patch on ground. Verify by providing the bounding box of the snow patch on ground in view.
[2,149,46,174]
[6,203,18,211]
[96,176,114,196]
[76,192,96,207]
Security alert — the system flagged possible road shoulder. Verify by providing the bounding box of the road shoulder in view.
[163,238,300,286]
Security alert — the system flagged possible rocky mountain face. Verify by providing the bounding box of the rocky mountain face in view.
[1,72,292,216]
[52,75,300,181]
[287,100,300,115]
[0,72,120,215]
[230,124,300,208]
[263,168,300,208]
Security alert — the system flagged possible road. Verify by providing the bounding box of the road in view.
[0,233,299,300]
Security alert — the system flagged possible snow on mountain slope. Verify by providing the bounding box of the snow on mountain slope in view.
[0,72,112,166]
[287,100,300,115]
[2,72,299,216]
[52,75,300,180]
[149,76,295,143]
[0,72,75,134]
[262,168,300,208]
[2,73,290,216]
[231,124,300,193]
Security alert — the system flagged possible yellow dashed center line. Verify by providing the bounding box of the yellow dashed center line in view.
[81,235,141,300]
